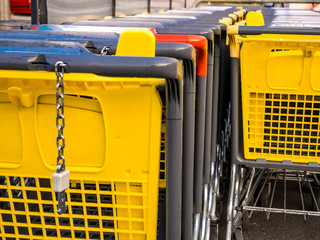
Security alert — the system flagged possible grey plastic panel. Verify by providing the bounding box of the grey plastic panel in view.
[194,75,206,213]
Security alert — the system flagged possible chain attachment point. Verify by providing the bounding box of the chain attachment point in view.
[52,61,69,215]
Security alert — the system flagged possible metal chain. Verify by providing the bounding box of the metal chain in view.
[101,46,110,56]
[55,61,67,173]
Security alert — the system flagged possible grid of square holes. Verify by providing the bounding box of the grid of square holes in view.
[245,92,320,162]
[0,176,147,240]
[159,107,166,189]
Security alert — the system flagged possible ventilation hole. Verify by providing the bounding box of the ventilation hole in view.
[85,194,97,203]
[86,207,98,216]
[88,219,100,228]
[72,206,83,214]
[44,216,56,225]
[84,184,96,190]
[99,184,111,191]
[73,218,85,227]
[71,193,82,202]
[75,230,86,239]
[2,214,13,222]
[42,204,54,213]
[101,207,113,216]
[59,217,70,226]
[160,172,165,180]
[46,228,57,237]
[30,215,41,224]
[100,194,112,204]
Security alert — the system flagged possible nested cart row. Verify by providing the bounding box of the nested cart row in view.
[3,4,320,240]
[0,6,246,240]
[224,8,320,240]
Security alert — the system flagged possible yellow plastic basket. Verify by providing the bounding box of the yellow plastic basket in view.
[240,35,320,163]
[0,70,164,240]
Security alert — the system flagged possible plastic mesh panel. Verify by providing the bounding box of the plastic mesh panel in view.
[244,92,320,163]
[0,176,148,240]
[159,107,166,188]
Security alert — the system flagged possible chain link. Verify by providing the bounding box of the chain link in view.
[101,46,110,56]
[55,61,67,173]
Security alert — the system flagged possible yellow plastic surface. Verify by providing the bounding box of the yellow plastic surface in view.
[246,11,265,26]
[0,70,164,239]
[116,29,156,57]
[219,17,233,26]
[220,17,234,46]
[114,28,166,187]
[234,10,244,21]
[229,14,237,22]
[240,35,320,163]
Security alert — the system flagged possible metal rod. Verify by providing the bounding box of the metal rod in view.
[147,0,151,13]
[297,172,306,221]
[234,166,240,218]
[240,168,262,202]
[38,0,48,24]
[267,173,278,220]
[217,146,222,198]
[239,168,245,194]
[243,206,320,217]
[210,160,219,221]
[226,164,237,240]
[245,168,256,200]
[238,169,253,202]
[205,218,211,240]
[208,162,214,217]
[283,170,287,221]
[242,169,265,208]
[249,170,273,218]
[306,173,319,212]
[314,174,320,186]
[193,213,201,240]
[31,0,38,25]
[112,0,116,17]
[200,184,209,240]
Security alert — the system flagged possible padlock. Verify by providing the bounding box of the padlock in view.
[52,169,70,214]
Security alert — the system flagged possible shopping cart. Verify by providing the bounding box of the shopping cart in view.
[32,24,211,240]
[31,7,246,238]
[51,11,232,239]
[226,12,320,240]
[0,31,184,240]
